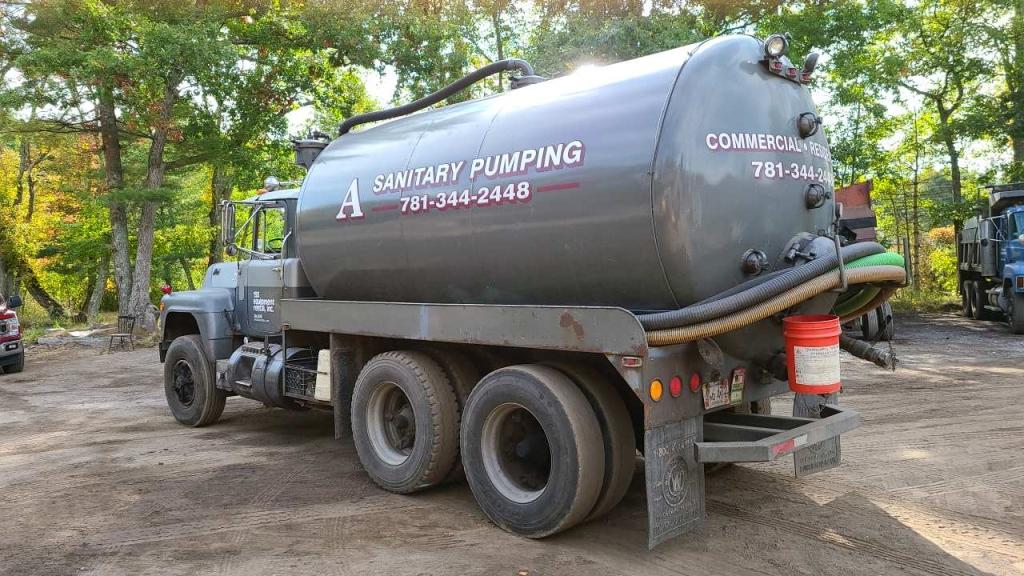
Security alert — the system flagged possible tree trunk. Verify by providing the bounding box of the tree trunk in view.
[96,85,132,316]
[86,254,109,324]
[208,165,232,267]
[15,138,28,206]
[911,111,921,286]
[128,74,179,330]
[180,257,196,291]
[492,9,504,91]
[1010,0,1024,177]
[25,171,36,222]
[24,272,65,320]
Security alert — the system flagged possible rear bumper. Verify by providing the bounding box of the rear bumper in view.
[697,404,859,463]
[0,340,23,364]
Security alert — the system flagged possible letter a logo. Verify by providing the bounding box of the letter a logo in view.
[336,178,364,221]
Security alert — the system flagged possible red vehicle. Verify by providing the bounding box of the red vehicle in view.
[0,294,25,374]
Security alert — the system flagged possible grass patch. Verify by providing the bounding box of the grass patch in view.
[889,288,959,314]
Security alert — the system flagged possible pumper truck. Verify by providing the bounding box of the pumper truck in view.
[158,35,905,548]
[959,183,1024,332]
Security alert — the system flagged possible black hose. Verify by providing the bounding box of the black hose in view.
[338,59,538,136]
[638,241,886,330]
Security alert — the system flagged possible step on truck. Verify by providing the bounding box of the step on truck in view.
[959,183,1024,332]
[158,35,905,548]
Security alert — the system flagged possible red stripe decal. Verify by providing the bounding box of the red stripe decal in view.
[771,438,796,457]
[536,182,580,193]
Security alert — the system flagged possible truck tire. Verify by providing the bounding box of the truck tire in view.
[351,351,459,493]
[3,352,24,374]
[462,365,604,538]
[547,363,635,520]
[962,280,973,318]
[877,302,895,341]
[164,335,226,427]
[861,308,880,340]
[974,282,998,321]
[420,347,479,410]
[1009,292,1024,334]
[420,346,482,481]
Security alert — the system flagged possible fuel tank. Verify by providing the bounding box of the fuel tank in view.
[295,35,836,311]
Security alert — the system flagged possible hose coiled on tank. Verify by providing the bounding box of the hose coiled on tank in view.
[338,59,539,136]
[645,264,906,346]
[638,241,887,330]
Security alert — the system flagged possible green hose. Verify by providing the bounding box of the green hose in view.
[846,252,905,269]
[832,252,905,317]
[833,288,880,317]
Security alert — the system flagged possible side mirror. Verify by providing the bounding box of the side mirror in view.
[221,201,236,252]
[8,294,22,308]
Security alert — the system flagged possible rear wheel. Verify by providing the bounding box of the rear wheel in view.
[861,308,880,340]
[351,351,459,493]
[163,335,226,427]
[973,282,987,319]
[548,362,635,520]
[962,280,974,318]
[971,281,990,321]
[462,364,604,538]
[876,302,895,341]
[1009,292,1024,334]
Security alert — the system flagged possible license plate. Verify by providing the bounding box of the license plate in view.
[702,379,730,410]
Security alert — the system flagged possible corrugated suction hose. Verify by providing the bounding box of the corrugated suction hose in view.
[646,265,906,346]
[638,241,886,330]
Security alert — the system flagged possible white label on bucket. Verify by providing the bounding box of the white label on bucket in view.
[793,344,841,386]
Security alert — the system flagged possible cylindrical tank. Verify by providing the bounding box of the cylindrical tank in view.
[296,35,836,311]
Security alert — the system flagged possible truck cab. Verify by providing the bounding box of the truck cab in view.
[0,294,25,374]
[958,184,1024,331]
[158,186,316,424]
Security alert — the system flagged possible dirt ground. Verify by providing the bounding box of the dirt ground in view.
[1,313,1021,576]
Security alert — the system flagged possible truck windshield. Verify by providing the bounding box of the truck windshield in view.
[1014,213,1024,238]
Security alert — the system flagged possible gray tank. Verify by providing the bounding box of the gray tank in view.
[296,35,836,311]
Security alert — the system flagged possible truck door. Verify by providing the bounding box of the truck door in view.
[241,204,287,337]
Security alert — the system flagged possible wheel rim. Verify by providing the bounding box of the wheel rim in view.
[481,402,551,504]
[172,359,196,407]
[366,381,416,466]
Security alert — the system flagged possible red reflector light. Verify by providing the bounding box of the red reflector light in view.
[669,376,682,397]
[0,310,14,320]
[621,356,643,368]
[689,372,701,392]
[1017,276,1024,290]
[801,72,812,83]
[786,67,798,77]
[770,60,783,71]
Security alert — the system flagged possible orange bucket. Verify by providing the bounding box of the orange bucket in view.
[782,314,841,394]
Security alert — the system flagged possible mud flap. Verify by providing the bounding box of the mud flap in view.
[644,416,704,549]
[793,392,841,477]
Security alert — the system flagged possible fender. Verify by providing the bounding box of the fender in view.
[1001,263,1024,293]
[160,288,235,362]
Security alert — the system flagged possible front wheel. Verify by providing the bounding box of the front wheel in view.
[163,335,226,427]
[1009,292,1024,334]
[3,352,24,374]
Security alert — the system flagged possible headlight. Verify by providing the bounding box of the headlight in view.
[765,34,789,58]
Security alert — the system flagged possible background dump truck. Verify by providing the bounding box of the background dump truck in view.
[958,183,1024,332]
[158,35,905,548]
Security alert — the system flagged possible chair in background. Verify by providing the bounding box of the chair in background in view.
[108,315,136,352]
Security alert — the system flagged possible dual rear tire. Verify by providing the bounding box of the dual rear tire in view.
[351,354,635,537]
